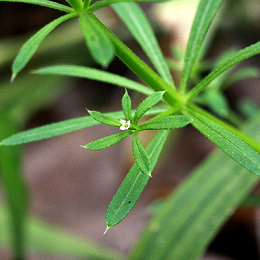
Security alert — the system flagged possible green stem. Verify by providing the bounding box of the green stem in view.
[152,104,182,119]
[88,14,182,107]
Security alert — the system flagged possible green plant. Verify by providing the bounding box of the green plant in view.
[1,0,260,259]
[83,90,191,177]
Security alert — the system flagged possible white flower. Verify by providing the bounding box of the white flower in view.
[120,119,130,130]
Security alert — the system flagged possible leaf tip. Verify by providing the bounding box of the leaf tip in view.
[10,73,16,83]
[30,69,38,75]
[79,145,87,149]
[159,90,167,98]
[161,90,167,95]
[86,108,93,115]
[103,225,111,235]
[102,63,109,70]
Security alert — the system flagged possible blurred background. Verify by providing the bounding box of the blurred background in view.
[0,0,260,259]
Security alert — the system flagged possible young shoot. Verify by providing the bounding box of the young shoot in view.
[82,90,192,176]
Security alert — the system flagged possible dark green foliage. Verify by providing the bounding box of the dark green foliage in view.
[1,0,260,258]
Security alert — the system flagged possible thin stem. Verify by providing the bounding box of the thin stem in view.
[88,14,182,107]
[152,104,182,119]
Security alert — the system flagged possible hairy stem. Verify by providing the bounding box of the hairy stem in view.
[88,14,182,107]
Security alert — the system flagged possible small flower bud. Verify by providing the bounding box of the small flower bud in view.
[119,119,130,130]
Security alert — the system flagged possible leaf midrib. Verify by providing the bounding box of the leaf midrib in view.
[109,132,166,225]
[182,0,213,85]
[191,111,260,173]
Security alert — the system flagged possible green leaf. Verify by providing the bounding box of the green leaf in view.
[0,74,67,126]
[11,13,76,80]
[0,206,122,260]
[134,91,165,125]
[190,105,260,154]
[83,131,132,150]
[87,110,121,127]
[152,194,260,210]
[0,0,74,12]
[237,98,260,119]
[112,2,174,88]
[213,47,238,68]
[129,113,260,260]
[227,67,260,86]
[0,107,167,146]
[184,104,260,176]
[79,13,114,67]
[0,115,28,259]
[180,0,223,93]
[87,14,181,106]
[83,0,92,9]
[204,89,229,117]
[89,0,170,12]
[132,133,151,176]
[139,115,191,130]
[122,90,132,121]
[33,65,153,95]
[65,0,82,11]
[106,130,169,228]
[242,195,260,207]
[187,41,260,100]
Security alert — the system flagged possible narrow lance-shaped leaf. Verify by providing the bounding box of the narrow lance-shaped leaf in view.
[89,0,170,12]
[238,99,260,119]
[129,114,260,260]
[180,0,223,93]
[139,115,192,130]
[187,41,260,100]
[189,104,260,153]
[132,133,151,176]
[106,130,169,229]
[83,131,132,150]
[0,107,167,146]
[0,206,122,260]
[213,47,238,68]
[79,13,114,67]
[0,115,28,259]
[83,0,91,9]
[65,0,82,11]
[0,0,73,12]
[87,14,181,106]
[226,67,260,87]
[122,90,132,121]
[112,2,175,88]
[184,104,260,176]
[33,65,153,95]
[87,110,121,127]
[204,89,229,117]
[11,13,76,80]
[134,91,165,125]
